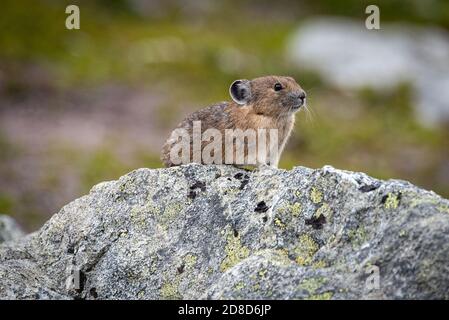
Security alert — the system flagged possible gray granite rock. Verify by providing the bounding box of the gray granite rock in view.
[1,164,449,299]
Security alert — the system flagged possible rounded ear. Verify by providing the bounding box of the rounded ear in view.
[229,79,251,105]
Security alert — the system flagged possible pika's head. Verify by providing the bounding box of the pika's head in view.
[229,75,306,117]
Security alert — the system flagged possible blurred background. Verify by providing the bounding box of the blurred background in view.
[1,0,449,231]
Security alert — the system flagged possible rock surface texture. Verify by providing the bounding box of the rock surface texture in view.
[1,164,449,300]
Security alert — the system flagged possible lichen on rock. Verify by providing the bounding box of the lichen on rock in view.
[220,228,250,272]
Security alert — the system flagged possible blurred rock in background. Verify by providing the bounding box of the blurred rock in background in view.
[287,18,449,128]
[0,215,24,243]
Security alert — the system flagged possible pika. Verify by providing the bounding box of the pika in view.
[161,75,306,168]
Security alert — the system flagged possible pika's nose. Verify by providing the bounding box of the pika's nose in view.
[290,91,306,105]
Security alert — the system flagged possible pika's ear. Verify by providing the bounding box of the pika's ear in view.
[229,79,251,105]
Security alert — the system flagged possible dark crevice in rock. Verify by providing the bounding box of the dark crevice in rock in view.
[305,214,327,230]
[190,181,206,191]
[66,244,75,254]
[255,201,269,213]
[187,190,197,200]
[189,181,206,199]
[359,183,381,192]
[89,287,98,299]
[234,173,244,180]
[239,178,250,190]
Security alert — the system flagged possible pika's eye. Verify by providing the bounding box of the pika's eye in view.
[274,83,283,91]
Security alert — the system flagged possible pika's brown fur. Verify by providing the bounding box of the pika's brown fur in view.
[161,75,306,167]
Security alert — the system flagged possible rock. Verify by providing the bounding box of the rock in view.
[1,164,449,299]
[0,215,24,243]
[287,18,449,128]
